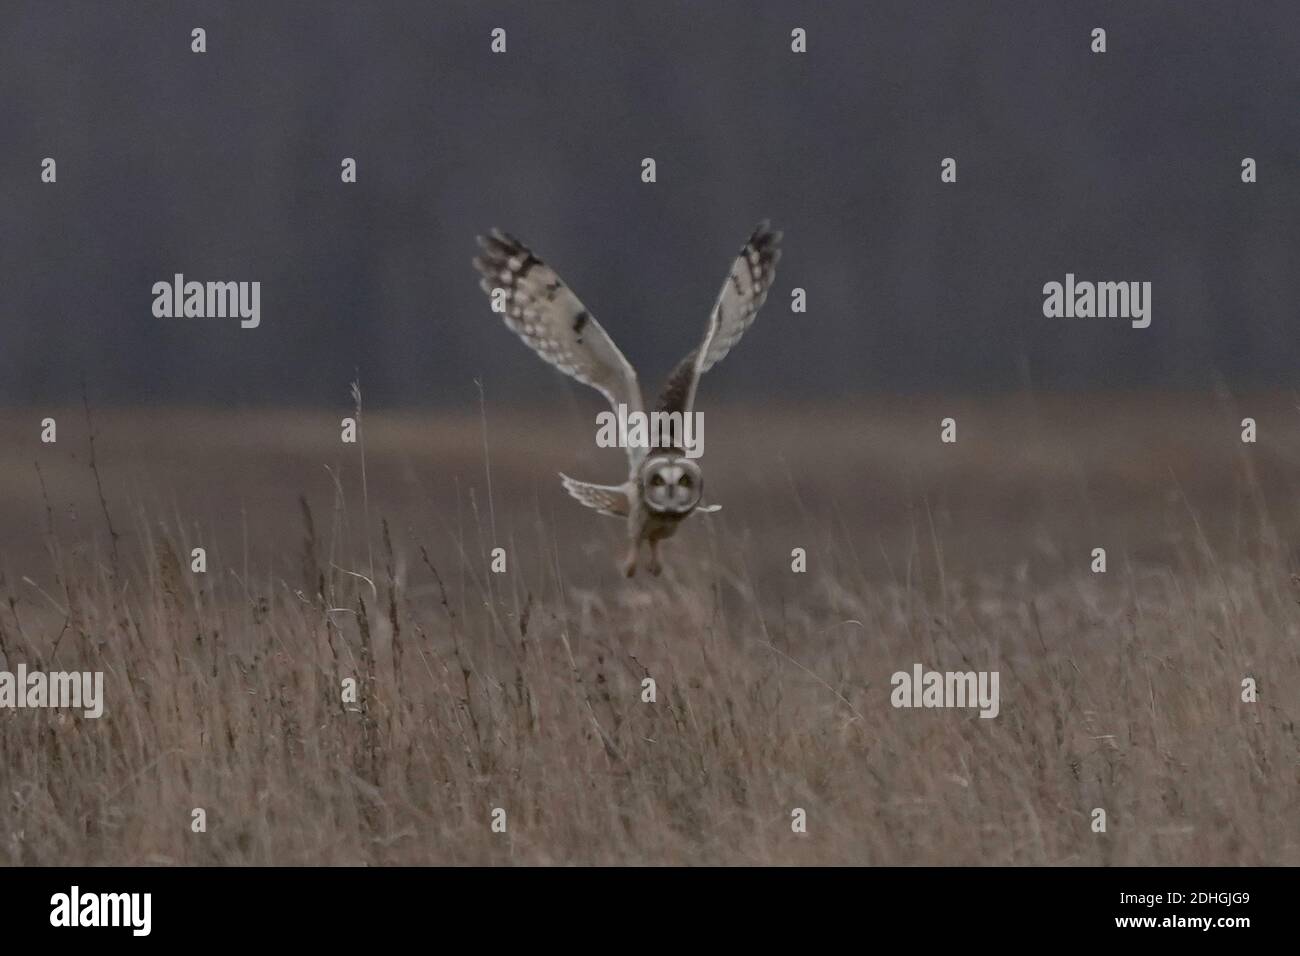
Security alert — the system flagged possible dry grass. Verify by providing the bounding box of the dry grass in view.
[0,394,1297,865]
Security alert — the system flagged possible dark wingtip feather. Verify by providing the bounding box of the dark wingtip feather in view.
[743,221,781,258]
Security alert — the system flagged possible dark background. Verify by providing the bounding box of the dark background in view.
[3,1,1297,409]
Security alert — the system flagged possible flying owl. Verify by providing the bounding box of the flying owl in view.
[473,222,781,576]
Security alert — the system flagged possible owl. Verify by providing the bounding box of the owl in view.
[473,222,781,576]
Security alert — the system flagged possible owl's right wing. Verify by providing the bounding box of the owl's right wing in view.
[558,474,631,518]
[474,231,646,458]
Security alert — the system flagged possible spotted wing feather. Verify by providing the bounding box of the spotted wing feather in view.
[474,230,646,444]
[657,222,781,416]
[559,474,631,517]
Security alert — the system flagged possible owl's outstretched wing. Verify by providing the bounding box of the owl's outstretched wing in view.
[656,221,781,418]
[474,230,646,454]
[558,474,631,518]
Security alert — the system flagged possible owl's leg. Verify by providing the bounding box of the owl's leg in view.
[647,539,663,577]
[623,507,645,577]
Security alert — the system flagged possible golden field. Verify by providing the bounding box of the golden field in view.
[0,392,1297,864]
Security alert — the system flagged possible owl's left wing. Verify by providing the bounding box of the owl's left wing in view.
[656,221,781,418]
[474,229,646,441]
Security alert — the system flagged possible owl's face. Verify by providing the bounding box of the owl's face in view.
[640,454,703,515]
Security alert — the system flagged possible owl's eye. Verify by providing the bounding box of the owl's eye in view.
[677,474,693,488]
[649,474,665,487]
